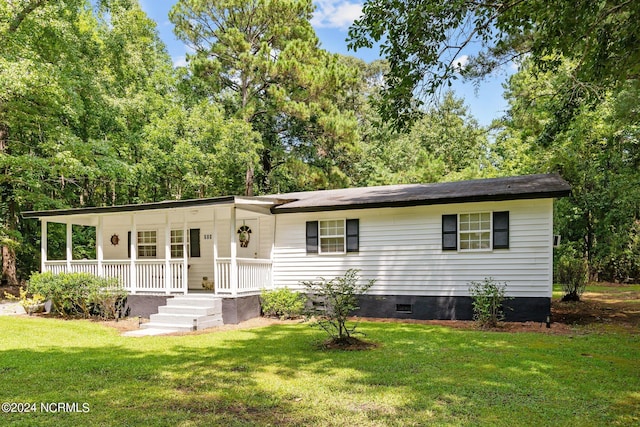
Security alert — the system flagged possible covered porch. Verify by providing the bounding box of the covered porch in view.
[26,196,279,297]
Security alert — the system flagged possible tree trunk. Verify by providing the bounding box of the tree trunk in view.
[240,76,255,197]
[0,123,19,286]
[585,209,598,281]
[1,192,20,287]
[260,147,273,193]
[2,245,18,287]
[245,165,254,196]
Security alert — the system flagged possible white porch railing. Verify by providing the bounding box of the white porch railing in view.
[216,258,273,295]
[43,260,185,294]
[43,258,272,296]
[44,260,68,275]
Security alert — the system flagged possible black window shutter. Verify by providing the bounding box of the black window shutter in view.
[442,214,457,251]
[493,211,509,249]
[190,228,201,257]
[346,219,359,253]
[127,231,131,258]
[306,221,318,254]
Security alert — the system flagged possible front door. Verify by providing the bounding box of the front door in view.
[236,219,258,258]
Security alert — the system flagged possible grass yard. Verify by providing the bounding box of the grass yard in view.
[1,311,639,427]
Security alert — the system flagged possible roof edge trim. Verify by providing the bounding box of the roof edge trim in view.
[271,190,571,214]
[22,196,238,218]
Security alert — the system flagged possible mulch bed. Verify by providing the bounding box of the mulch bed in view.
[5,283,638,336]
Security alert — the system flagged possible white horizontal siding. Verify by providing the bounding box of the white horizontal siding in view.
[272,199,554,298]
[101,212,272,290]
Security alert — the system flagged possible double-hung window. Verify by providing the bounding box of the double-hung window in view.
[170,230,185,258]
[319,220,346,254]
[171,229,202,258]
[459,212,491,250]
[442,212,509,251]
[137,230,157,258]
[306,219,359,254]
[128,229,200,259]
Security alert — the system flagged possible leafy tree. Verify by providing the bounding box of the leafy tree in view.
[495,59,640,281]
[0,0,89,284]
[354,90,492,186]
[556,255,589,302]
[348,0,640,129]
[170,0,359,194]
[0,0,178,281]
[92,0,177,205]
[143,100,261,199]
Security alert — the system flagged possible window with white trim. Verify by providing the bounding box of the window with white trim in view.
[306,219,359,254]
[443,211,509,251]
[459,212,491,250]
[137,230,157,258]
[319,219,345,254]
[170,229,185,258]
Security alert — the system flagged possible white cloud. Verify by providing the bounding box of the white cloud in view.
[311,1,363,30]
[453,55,469,71]
[173,56,188,68]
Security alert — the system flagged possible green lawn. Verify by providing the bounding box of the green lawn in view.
[1,317,639,426]
[552,283,640,299]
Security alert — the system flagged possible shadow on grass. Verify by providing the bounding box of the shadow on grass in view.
[0,321,639,426]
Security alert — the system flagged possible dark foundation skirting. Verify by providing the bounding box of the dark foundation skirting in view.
[356,295,551,322]
[222,295,261,324]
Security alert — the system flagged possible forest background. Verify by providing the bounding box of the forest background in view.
[1,0,638,286]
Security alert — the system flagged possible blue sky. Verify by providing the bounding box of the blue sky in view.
[139,0,512,127]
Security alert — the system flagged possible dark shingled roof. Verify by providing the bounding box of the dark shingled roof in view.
[22,174,570,218]
[268,174,571,213]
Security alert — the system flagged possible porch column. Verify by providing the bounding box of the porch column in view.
[96,216,104,277]
[164,213,171,295]
[212,208,218,295]
[66,222,72,273]
[230,205,238,296]
[270,216,276,289]
[130,215,137,294]
[182,214,188,294]
[41,220,47,273]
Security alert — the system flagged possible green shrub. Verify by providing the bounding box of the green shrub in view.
[468,278,511,328]
[28,272,127,319]
[260,288,305,319]
[89,285,129,320]
[302,269,376,344]
[556,256,588,301]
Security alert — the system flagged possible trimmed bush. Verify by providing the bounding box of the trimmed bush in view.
[556,256,588,301]
[469,278,511,328]
[260,288,305,319]
[28,272,127,319]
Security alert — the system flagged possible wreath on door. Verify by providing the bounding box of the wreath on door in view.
[237,225,252,248]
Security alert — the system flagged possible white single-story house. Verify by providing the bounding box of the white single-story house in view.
[23,174,571,328]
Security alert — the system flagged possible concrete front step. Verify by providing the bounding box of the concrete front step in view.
[143,314,224,330]
[141,294,224,331]
[138,323,194,333]
[166,297,222,309]
[148,312,219,325]
[158,305,219,316]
